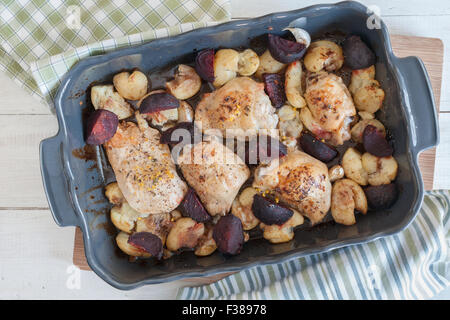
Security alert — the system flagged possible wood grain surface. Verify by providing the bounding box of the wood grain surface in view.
[73,35,444,282]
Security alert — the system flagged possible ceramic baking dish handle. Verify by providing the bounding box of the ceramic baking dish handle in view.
[395,56,439,155]
[40,134,79,227]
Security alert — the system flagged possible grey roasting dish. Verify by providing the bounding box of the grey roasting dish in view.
[40,1,438,290]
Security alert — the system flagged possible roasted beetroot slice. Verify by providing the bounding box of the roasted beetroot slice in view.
[179,188,211,222]
[258,135,288,163]
[195,49,215,82]
[241,135,287,165]
[343,35,376,70]
[160,122,195,146]
[268,33,307,64]
[263,73,286,108]
[364,184,398,210]
[363,125,393,157]
[299,133,338,163]
[128,232,163,259]
[213,215,244,255]
[85,109,118,145]
[252,194,293,225]
[139,92,179,114]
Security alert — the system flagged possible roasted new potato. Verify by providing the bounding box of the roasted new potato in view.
[137,90,179,127]
[91,84,134,120]
[349,66,385,113]
[260,210,304,243]
[213,49,239,87]
[277,105,303,149]
[255,49,286,79]
[105,182,125,205]
[166,217,205,251]
[110,202,148,233]
[342,147,368,186]
[331,179,368,225]
[113,70,148,101]
[231,187,260,230]
[194,225,217,256]
[304,40,344,73]
[135,213,173,245]
[166,64,201,100]
[237,49,260,76]
[351,119,386,143]
[329,165,345,182]
[178,100,194,123]
[361,153,398,186]
[116,231,151,257]
[285,61,306,108]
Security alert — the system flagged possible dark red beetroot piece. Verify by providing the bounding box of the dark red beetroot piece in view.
[267,34,307,64]
[364,183,398,209]
[263,73,286,108]
[299,133,338,163]
[195,49,215,82]
[252,194,293,225]
[160,122,195,146]
[213,215,244,255]
[139,92,179,114]
[363,125,393,157]
[128,232,163,259]
[342,35,376,70]
[179,188,211,223]
[85,109,118,145]
[241,135,287,165]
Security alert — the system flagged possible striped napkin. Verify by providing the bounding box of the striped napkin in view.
[0,0,231,108]
[177,190,450,300]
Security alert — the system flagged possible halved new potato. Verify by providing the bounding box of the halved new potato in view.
[331,179,368,226]
[194,225,217,257]
[105,182,125,205]
[91,84,134,120]
[135,213,173,245]
[361,153,398,186]
[349,66,385,113]
[178,100,194,123]
[304,40,344,73]
[285,61,306,108]
[237,49,260,76]
[213,49,239,87]
[113,70,148,101]
[255,49,286,79]
[329,164,345,182]
[260,210,304,244]
[231,187,260,231]
[166,64,201,100]
[351,119,386,143]
[342,147,368,186]
[116,231,151,257]
[110,202,148,233]
[166,217,205,251]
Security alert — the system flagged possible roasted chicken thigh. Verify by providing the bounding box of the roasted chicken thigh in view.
[104,122,187,214]
[195,77,278,138]
[301,72,356,145]
[178,138,250,216]
[253,150,331,225]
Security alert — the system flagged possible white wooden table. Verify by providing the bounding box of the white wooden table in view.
[0,0,449,299]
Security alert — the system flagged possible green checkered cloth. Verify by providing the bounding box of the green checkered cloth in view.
[0,0,231,109]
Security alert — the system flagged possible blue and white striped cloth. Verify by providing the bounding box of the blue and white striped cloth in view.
[177,190,450,299]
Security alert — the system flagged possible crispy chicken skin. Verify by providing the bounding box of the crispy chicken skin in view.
[302,72,356,145]
[195,77,278,138]
[253,150,331,225]
[178,138,250,216]
[104,122,187,214]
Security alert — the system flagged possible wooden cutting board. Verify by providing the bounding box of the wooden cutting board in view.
[73,35,444,276]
